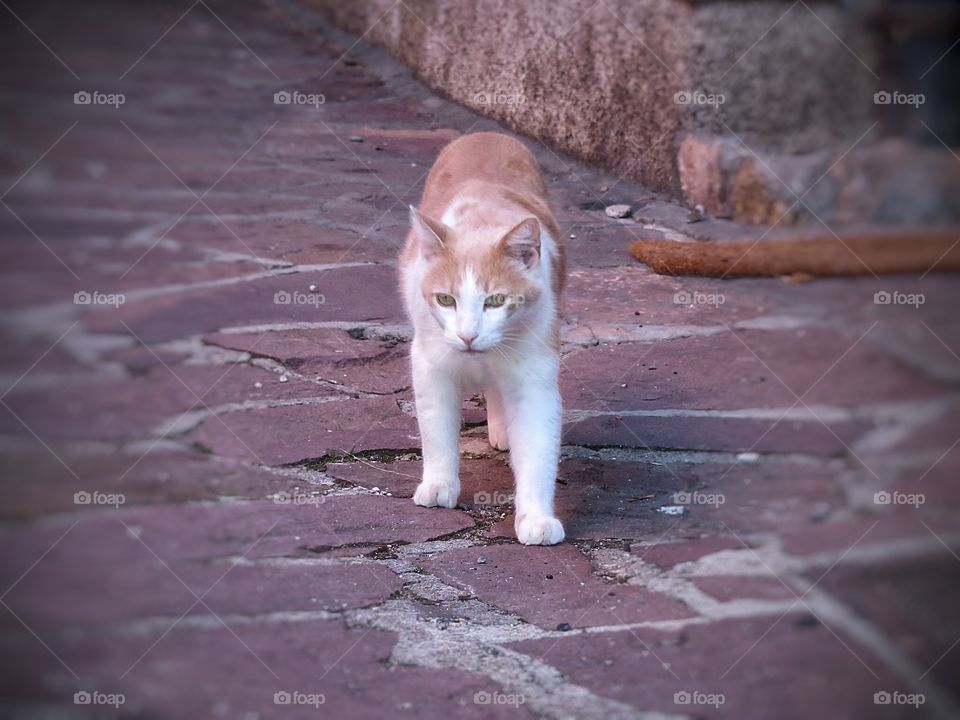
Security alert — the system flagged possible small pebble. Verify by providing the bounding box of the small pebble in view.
[477,556,487,565]
[658,505,686,516]
[545,574,554,580]
[308,284,318,292]
[253,381,263,389]
[349,135,364,142]
[279,375,289,383]
[556,622,573,632]
[604,204,632,219]
[686,203,706,223]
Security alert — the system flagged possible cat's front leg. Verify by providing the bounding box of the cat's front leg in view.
[411,342,462,508]
[503,359,565,545]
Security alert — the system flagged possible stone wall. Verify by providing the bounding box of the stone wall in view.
[305,0,959,225]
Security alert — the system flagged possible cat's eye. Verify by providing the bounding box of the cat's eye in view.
[435,293,456,307]
[484,293,507,308]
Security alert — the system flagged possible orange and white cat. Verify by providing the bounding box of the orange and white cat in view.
[400,132,566,545]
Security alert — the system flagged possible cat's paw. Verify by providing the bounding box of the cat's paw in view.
[413,480,459,509]
[515,515,565,545]
[487,424,509,451]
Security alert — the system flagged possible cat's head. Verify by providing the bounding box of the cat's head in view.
[409,206,543,354]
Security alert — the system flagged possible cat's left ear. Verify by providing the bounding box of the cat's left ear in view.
[409,206,450,260]
[500,217,540,269]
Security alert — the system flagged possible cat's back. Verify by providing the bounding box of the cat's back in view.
[419,132,548,218]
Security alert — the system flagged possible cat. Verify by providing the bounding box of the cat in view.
[399,132,566,545]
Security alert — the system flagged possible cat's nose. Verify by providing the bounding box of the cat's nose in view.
[458,332,478,347]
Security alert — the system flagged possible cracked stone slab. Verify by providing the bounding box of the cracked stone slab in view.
[0,444,332,519]
[2,550,401,629]
[189,396,419,464]
[508,617,905,720]
[82,263,406,343]
[486,457,847,542]
[420,544,692,630]
[561,327,947,411]
[0,496,474,581]
[204,326,411,395]
[0,362,328,442]
[0,619,533,719]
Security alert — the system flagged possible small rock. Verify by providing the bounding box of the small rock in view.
[686,203,706,223]
[308,284,318,292]
[253,381,263,389]
[604,204,632,219]
[556,622,573,632]
[477,556,487,565]
[349,135,364,142]
[658,505,686,516]
[736,452,760,462]
[279,375,289,383]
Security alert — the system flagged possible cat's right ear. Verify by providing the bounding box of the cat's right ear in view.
[409,206,449,260]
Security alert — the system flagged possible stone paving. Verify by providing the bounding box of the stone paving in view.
[1,1,959,718]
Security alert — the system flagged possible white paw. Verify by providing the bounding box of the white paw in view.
[413,479,459,508]
[515,515,565,545]
[488,424,509,451]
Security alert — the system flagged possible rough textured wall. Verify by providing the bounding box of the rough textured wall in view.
[306,0,878,200]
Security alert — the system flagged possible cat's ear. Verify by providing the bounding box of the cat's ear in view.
[500,217,540,269]
[409,205,450,260]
